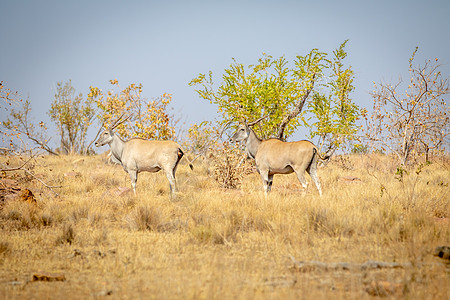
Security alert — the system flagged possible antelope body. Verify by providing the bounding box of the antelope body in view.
[95,118,192,197]
[231,124,323,195]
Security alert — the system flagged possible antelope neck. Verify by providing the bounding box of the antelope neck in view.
[246,128,261,159]
[110,135,125,163]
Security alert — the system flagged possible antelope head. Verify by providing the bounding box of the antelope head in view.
[230,124,250,143]
[230,115,268,143]
[95,114,131,147]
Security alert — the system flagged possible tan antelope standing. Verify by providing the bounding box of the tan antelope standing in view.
[230,122,326,196]
[95,115,193,197]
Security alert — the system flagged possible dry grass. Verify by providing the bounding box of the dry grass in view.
[0,153,449,299]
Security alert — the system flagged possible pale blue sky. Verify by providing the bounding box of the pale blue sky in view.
[1,0,449,145]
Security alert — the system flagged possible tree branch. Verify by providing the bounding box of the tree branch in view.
[276,73,316,139]
[0,158,63,196]
[86,120,105,153]
[0,155,36,172]
[21,168,63,196]
[27,135,59,156]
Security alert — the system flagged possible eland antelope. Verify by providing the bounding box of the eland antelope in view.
[95,115,193,197]
[230,123,326,196]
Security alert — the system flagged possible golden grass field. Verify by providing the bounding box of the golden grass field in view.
[0,153,449,299]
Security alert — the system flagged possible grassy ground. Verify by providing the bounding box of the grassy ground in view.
[0,153,449,299]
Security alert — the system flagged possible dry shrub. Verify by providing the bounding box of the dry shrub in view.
[126,206,163,231]
[119,194,137,210]
[384,211,431,246]
[67,200,105,227]
[93,228,109,246]
[224,210,271,233]
[4,209,21,221]
[307,207,329,233]
[208,213,242,244]
[0,201,43,230]
[40,212,53,226]
[190,223,232,245]
[190,224,214,244]
[41,202,66,225]
[213,210,271,244]
[358,153,398,174]
[0,241,10,255]
[56,223,75,245]
[88,211,104,226]
[191,213,213,227]
[209,142,254,189]
[189,206,218,243]
[305,207,354,237]
[71,204,90,222]
[428,197,448,218]
[90,173,121,187]
[332,154,355,170]
[189,211,236,245]
[190,209,272,245]
[126,205,186,232]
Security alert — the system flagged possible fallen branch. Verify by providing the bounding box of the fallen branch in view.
[0,155,36,172]
[289,256,411,272]
[0,157,63,197]
[21,168,63,196]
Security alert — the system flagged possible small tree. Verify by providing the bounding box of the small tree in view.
[184,121,254,189]
[88,80,176,140]
[1,81,56,155]
[364,48,449,164]
[48,80,95,154]
[190,41,359,157]
[308,40,359,155]
[190,49,326,140]
[185,121,216,155]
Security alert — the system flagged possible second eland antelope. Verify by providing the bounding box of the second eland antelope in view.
[230,122,326,196]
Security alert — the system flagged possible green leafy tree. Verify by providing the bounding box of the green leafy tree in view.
[88,80,176,141]
[309,40,359,155]
[190,50,325,140]
[189,41,359,156]
[48,80,95,154]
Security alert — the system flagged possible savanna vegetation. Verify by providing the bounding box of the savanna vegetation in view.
[0,153,448,298]
[0,44,449,299]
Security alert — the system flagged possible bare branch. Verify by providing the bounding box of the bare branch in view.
[218,120,233,138]
[21,168,63,196]
[85,120,105,152]
[0,158,63,196]
[0,155,36,172]
[190,120,233,164]
[276,73,316,139]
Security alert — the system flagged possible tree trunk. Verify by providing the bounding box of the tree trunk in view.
[276,74,316,140]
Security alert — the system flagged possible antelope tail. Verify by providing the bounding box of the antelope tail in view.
[178,148,194,170]
[313,147,331,161]
[186,158,194,170]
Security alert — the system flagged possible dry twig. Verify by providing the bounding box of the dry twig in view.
[0,155,63,196]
